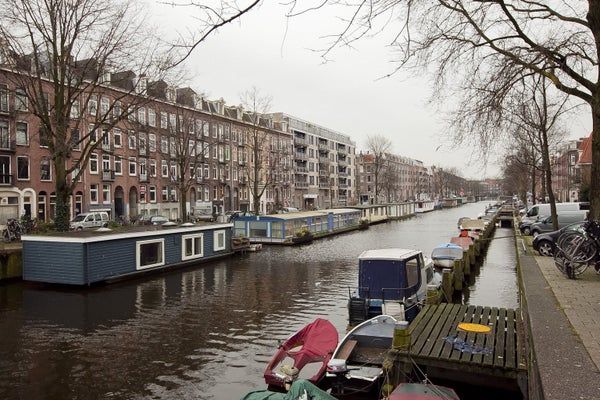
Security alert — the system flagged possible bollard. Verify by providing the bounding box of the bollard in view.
[453,259,463,291]
[426,284,440,305]
[442,268,453,303]
[392,321,411,351]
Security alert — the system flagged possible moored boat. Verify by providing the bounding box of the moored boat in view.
[431,243,463,269]
[264,318,338,391]
[387,383,460,400]
[325,315,397,396]
[348,249,439,324]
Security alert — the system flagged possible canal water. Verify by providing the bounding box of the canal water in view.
[0,202,518,399]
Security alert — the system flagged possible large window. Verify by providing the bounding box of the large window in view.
[15,89,28,111]
[40,158,51,181]
[182,233,204,260]
[129,157,137,176]
[17,156,29,180]
[0,84,8,112]
[405,257,421,288]
[16,122,28,145]
[115,157,122,175]
[89,153,98,174]
[113,129,122,147]
[90,184,98,203]
[213,230,226,251]
[136,239,165,270]
[0,120,9,149]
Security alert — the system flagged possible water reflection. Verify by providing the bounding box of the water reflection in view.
[0,202,518,399]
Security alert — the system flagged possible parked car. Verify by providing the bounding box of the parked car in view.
[70,212,110,230]
[522,202,588,223]
[279,207,300,214]
[529,210,588,237]
[519,215,547,235]
[532,222,586,256]
[149,215,169,225]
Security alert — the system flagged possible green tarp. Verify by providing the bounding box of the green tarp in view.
[241,380,337,400]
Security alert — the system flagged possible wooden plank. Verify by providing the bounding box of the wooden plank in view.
[471,306,492,365]
[459,305,485,363]
[504,309,516,370]
[408,304,431,335]
[423,303,463,359]
[439,304,469,360]
[411,304,448,355]
[450,305,477,361]
[482,307,499,366]
[494,308,508,368]
[337,339,357,361]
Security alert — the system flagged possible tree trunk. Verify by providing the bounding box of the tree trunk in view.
[54,155,70,231]
[179,186,188,222]
[531,163,536,209]
[541,130,559,230]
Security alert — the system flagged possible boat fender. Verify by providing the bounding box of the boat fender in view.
[280,364,299,390]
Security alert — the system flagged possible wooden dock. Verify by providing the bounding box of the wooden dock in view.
[389,303,527,395]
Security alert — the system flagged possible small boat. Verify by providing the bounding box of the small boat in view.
[325,315,397,396]
[242,379,337,400]
[387,383,460,399]
[431,243,463,269]
[348,249,439,324]
[248,243,263,252]
[264,318,338,391]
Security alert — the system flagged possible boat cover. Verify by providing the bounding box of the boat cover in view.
[241,379,337,400]
[450,236,473,250]
[388,383,460,400]
[264,319,338,388]
[431,243,463,260]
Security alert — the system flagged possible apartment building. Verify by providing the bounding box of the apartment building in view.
[551,138,584,202]
[0,66,292,223]
[270,113,356,209]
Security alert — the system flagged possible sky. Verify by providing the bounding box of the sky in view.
[151,1,592,179]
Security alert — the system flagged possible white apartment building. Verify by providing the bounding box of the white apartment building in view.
[270,113,356,209]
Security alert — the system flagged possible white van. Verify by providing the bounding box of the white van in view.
[70,212,110,230]
[523,202,587,222]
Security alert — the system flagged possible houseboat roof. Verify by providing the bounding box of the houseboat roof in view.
[359,248,421,261]
[249,208,361,221]
[21,222,233,243]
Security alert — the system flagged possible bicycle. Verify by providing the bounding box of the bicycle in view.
[553,220,600,279]
[2,218,24,242]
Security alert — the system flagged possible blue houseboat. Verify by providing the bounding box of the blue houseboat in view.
[348,248,440,324]
[22,223,233,285]
[232,208,362,244]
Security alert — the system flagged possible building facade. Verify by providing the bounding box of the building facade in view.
[270,113,356,209]
[552,138,584,203]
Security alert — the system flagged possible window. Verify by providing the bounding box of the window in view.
[102,155,110,172]
[212,123,217,138]
[148,109,156,127]
[100,97,109,114]
[15,122,28,145]
[128,131,136,149]
[406,257,421,288]
[70,128,80,150]
[182,233,204,260]
[0,85,8,112]
[149,186,157,203]
[169,114,176,130]
[89,153,98,174]
[160,112,167,129]
[113,101,121,117]
[149,133,156,152]
[17,156,29,180]
[139,132,147,154]
[113,129,122,147]
[71,161,81,183]
[162,188,168,202]
[160,136,168,153]
[161,160,168,177]
[213,230,226,251]
[88,95,97,115]
[138,107,146,125]
[69,99,79,119]
[40,158,51,181]
[15,89,28,111]
[90,184,98,203]
[129,157,137,175]
[102,184,110,203]
[115,157,122,175]
[203,123,209,137]
[89,124,97,144]
[0,120,9,148]
[149,159,157,177]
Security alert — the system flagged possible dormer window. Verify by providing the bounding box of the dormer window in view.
[137,77,148,94]
[166,88,176,102]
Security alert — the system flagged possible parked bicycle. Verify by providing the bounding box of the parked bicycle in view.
[2,218,24,242]
[553,220,600,279]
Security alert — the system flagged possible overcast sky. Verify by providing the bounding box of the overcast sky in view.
[152,1,592,179]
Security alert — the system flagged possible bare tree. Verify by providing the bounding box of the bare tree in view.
[0,0,166,230]
[380,159,399,203]
[365,134,392,203]
[287,1,600,219]
[240,87,272,215]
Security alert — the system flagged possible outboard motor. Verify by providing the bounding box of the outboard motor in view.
[327,358,348,395]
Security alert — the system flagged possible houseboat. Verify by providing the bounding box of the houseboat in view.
[348,248,439,324]
[22,223,233,285]
[415,200,436,213]
[232,208,362,244]
[348,204,390,224]
[384,202,416,220]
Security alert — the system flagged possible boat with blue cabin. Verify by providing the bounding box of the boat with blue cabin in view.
[21,223,233,285]
[348,249,440,324]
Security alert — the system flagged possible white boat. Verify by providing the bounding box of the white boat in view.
[431,243,463,269]
[325,315,397,395]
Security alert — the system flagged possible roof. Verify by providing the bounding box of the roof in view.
[359,248,421,261]
[578,133,592,165]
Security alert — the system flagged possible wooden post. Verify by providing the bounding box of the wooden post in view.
[426,284,440,305]
[463,251,471,276]
[442,268,453,303]
[453,259,463,291]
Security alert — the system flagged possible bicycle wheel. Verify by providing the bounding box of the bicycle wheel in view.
[558,232,597,263]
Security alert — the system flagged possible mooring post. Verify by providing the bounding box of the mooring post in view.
[426,284,441,305]
[453,259,463,291]
[442,268,453,303]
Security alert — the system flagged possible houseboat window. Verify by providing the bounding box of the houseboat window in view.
[213,230,226,251]
[249,221,268,238]
[405,257,421,288]
[234,221,246,237]
[271,222,283,238]
[136,239,165,270]
[182,233,203,260]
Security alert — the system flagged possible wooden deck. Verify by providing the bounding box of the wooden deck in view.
[391,303,527,393]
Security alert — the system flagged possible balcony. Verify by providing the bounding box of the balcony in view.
[295,181,309,189]
[338,170,348,177]
[0,139,16,152]
[101,142,113,152]
[139,173,149,183]
[238,159,246,166]
[295,166,308,174]
[319,169,329,177]
[339,183,348,189]
[338,158,348,167]
[138,147,147,156]
[318,142,328,151]
[319,182,330,189]
[102,170,115,182]
[318,156,330,163]
[0,173,13,185]
[338,195,347,202]
[295,152,308,161]
[337,146,347,155]
[294,136,308,146]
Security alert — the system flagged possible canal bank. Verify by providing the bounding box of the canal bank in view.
[0,202,520,399]
[517,233,600,400]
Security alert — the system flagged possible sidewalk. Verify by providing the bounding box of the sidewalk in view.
[534,255,600,369]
